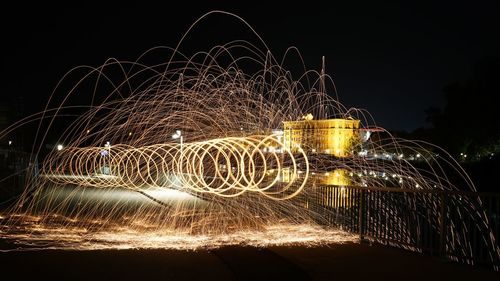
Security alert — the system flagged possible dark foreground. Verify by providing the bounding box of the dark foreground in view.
[0,242,498,280]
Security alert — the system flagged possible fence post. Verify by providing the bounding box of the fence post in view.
[439,191,447,257]
[358,188,364,241]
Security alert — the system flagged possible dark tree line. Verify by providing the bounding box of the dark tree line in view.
[423,57,500,159]
[402,57,500,191]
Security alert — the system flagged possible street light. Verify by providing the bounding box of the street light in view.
[172,131,184,186]
[172,130,182,141]
[104,141,111,155]
[172,130,183,156]
[57,144,63,151]
[172,130,183,146]
[103,141,111,175]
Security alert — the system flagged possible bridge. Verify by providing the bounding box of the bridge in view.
[308,185,500,270]
[0,237,498,280]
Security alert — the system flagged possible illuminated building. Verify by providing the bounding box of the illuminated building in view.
[283,115,360,157]
[282,115,358,208]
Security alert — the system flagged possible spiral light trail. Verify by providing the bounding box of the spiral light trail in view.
[0,12,498,268]
[44,135,309,200]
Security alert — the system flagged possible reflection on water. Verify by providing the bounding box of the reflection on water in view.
[317,169,350,186]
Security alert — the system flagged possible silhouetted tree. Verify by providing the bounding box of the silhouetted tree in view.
[426,57,500,158]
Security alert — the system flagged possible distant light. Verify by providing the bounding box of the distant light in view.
[303,113,314,121]
[272,129,283,136]
[86,130,90,134]
[128,132,132,136]
[57,144,63,151]
[463,154,467,158]
[105,141,110,147]
[416,153,421,158]
[361,131,371,142]
[312,148,316,153]
[398,154,403,158]
[8,140,12,146]
[172,130,182,139]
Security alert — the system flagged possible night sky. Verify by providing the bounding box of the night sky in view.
[1,2,498,132]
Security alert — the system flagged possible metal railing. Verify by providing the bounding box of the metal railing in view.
[308,185,500,269]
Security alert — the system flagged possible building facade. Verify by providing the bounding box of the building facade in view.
[283,117,360,157]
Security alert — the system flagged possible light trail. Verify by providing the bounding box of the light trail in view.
[43,135,309,200]
[0,214,356,250]
[0,11,498,268]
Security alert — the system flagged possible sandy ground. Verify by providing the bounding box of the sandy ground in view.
[0,242,498,280]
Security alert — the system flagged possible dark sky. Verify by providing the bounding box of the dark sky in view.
[1,2,499,132]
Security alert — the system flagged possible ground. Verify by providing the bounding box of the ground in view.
[1,242,498,280]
